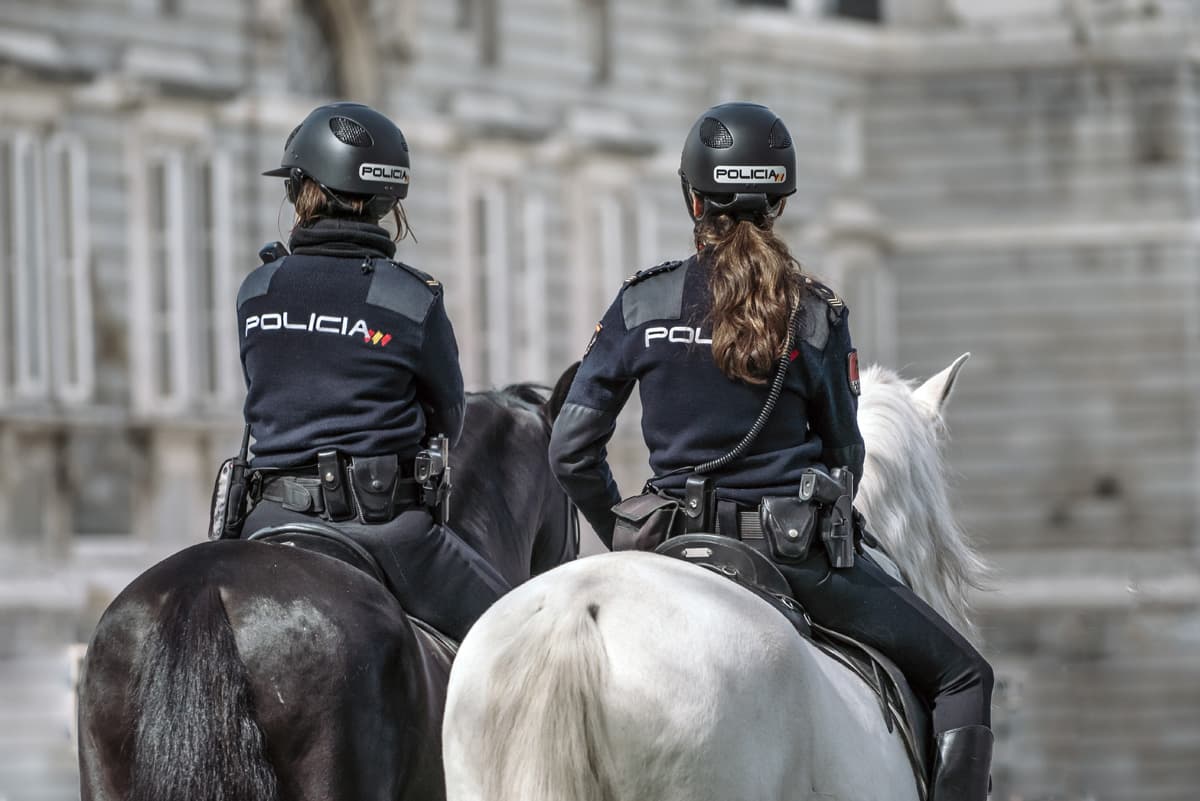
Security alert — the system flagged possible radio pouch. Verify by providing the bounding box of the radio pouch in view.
[760,496,818,563]
[612,492,682,552]
[209,424,255,540]
[209,456,252,540]
[350,454,400,523]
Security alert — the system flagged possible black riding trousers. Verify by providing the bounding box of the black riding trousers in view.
[776,549,993,735]
[244,501,510,642]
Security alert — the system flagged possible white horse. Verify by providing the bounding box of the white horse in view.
[442,354,989,801]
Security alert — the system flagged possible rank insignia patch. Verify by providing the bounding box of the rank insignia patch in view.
[583,323,603,359]
[847,349,860,395]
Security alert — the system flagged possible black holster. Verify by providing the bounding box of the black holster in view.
[799,466,857,568]
[415,434,452,523]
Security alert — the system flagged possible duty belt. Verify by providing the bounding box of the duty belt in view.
[259,470,419,522]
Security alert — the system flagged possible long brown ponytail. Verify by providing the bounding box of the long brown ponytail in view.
[695,212,803,384]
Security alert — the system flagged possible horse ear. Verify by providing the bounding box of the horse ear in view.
[547,361,581,423]
[913,352,970,415]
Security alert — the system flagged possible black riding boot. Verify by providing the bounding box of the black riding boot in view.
[930,725,993,801]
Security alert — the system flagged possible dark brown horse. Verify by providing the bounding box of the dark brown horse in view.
[77,380,576,801]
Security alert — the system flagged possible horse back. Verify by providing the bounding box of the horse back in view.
[454,393,566,584]
[446,552,918,801]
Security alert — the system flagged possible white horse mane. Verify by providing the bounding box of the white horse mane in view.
[855,359,991,644]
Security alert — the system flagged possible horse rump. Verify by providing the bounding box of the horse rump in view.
[444,586,617,801]
[79,580,279,801]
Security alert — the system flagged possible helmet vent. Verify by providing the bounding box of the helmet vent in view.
[329,116,374,148]
[284,124,302,150]
[772,119,792,149]
[768,120,792,150]
[699,117,734,149]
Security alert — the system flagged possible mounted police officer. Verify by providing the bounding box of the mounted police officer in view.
[549,101,994,800]
[235,102,509,641]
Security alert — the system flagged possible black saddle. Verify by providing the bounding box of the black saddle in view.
[248,522,388,583]
[656,534,810,636]
[655,534,931,800]
[246,522,458,654]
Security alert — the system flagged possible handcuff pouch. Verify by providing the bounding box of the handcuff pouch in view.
[350,454,399,523]
[759,496,817,563]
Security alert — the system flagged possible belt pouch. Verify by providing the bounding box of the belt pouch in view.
[278,479,316,513]
[611,491,681,552]
[350,454,400,523]
[318,450,354,521]
[760,496,817,563]
[683,476,714,533]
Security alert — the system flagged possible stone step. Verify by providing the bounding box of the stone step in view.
[0,759,79,796]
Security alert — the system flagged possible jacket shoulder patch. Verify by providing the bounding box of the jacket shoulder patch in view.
[390,260,442,290]
[366,260,438,323]
[237,258,286,310]
[806,278,847,322]
[622,259,690,329]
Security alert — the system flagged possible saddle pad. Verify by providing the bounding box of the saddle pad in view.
[249,523,461,650]
[410,616,459,659]
[809,621,931,800]
[655,541,931,799]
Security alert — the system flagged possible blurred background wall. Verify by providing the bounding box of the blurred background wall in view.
[0,0,1198,799]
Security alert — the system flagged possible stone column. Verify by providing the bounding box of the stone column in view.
[812,101,895,366]
[0,423,73,563]
[132,426,211,549]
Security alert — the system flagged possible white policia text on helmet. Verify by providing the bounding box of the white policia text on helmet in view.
[358,163,410,184]
[712,166,789,184]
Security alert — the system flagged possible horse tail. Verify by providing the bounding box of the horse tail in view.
[129,583,279,801]
[479,599,617,801]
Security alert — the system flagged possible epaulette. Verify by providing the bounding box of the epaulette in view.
[624,259,684,287]
[390,260,442,291]
[804,277,847,322]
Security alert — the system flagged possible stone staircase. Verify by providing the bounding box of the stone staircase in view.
[0,634,82,801]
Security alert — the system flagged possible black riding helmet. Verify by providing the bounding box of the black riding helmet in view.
[264,102,411,219]
[679,102,796,221]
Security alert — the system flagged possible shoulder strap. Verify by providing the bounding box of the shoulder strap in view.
[624,259,684,287]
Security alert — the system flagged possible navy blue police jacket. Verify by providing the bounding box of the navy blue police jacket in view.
[548,253,866,548]
[238,218,464,468]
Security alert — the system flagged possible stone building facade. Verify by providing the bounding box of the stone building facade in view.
[0,0,1198,799]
